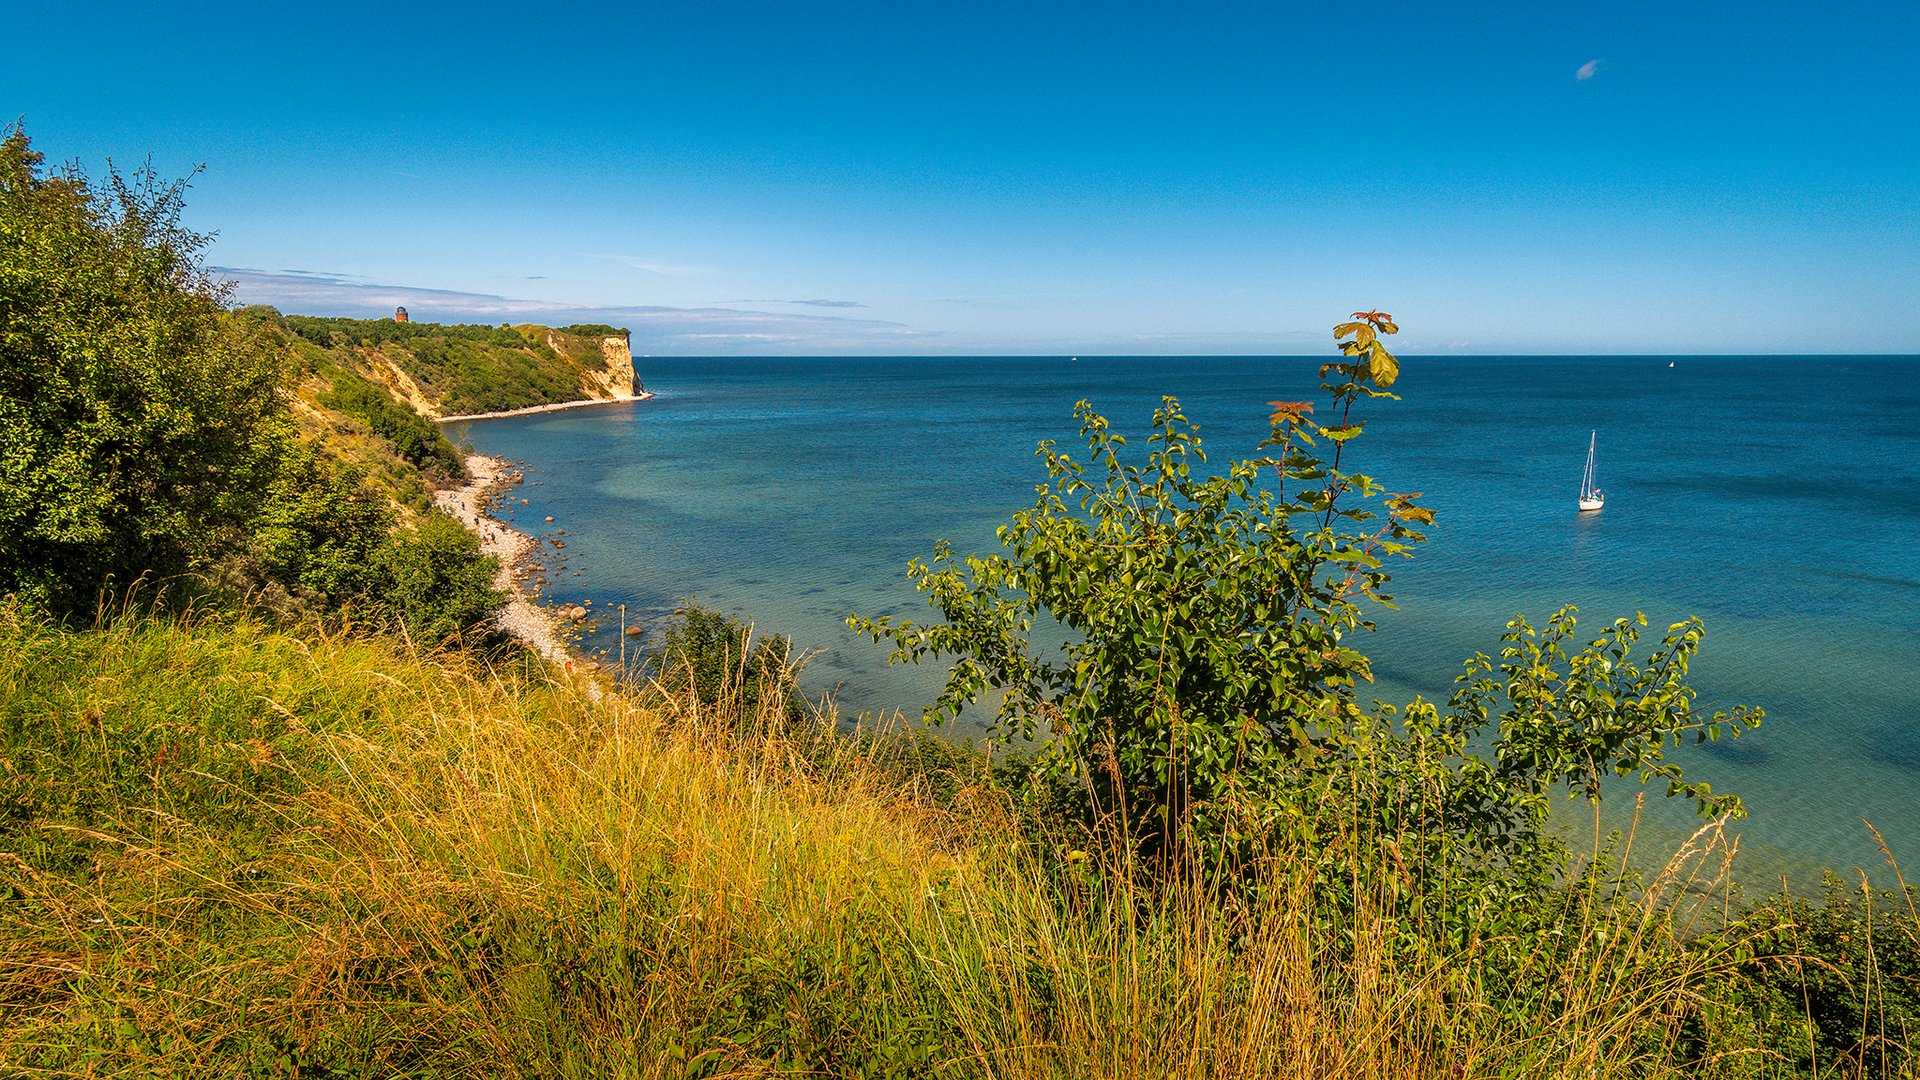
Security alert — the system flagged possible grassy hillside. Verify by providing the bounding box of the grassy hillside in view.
[279,314,632,417]
[4,605,1917,1077]
[0,606,1755,1076]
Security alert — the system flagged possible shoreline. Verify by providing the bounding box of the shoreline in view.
[432,454,594,690]
[434,391,654,424]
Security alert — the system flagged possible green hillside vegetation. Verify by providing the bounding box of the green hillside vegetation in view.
[6,121,1920,1076]
[317,362,468,480]
[282,314,627,416]
[0,127,499,637]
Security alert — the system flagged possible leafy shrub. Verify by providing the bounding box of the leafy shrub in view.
[0,125,286,615]
[370,511,505,647]
[855,312,1760,917]
[204,447,502,644]
[239,448,392,606]
[1689,872,1920,1077]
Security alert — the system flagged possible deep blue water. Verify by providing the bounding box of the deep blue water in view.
[448,355,1920,884]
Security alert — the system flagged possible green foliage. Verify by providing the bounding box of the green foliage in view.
[1689,872,1920,1077]
[321,366,467,480]
[284,315,605,415]
[556,323,628,338]
[649,601,808,730]
[854,312,1759,907]
[371,510,506,647]
[0,124,287,614]
[241,447,393,604]
[391,332,585,414]
[0,125,503,644]
[208,446,502,645]
[281,313,526,351]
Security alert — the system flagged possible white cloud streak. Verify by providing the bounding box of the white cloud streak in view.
[215,268,935,353]
[585,253,717,276]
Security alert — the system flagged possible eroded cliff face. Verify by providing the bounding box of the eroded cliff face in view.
[594,334,639,399]
[368,350,440,417]
[542,330,638,401]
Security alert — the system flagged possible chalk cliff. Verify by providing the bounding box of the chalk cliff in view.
[548,329,640,401]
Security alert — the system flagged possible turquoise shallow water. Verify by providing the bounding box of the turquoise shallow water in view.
[448,355,1920,884]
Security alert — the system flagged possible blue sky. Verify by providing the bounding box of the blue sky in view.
[8,1,1915,354]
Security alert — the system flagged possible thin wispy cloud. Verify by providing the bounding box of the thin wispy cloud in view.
[1576,58,1603,81]
[586,253,716,276]
[275,267,371,280]
[214,267,931,353]
[726,298,869,309]
[935,291,1092,306]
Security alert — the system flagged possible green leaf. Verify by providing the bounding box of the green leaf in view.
[1367,342,1400,388]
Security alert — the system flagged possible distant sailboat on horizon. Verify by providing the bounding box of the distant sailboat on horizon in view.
[1578,431,1605,512]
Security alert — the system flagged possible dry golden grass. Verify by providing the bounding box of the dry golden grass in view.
[0,609,1892,1077]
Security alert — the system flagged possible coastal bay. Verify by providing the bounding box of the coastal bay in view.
[434,390,655,424]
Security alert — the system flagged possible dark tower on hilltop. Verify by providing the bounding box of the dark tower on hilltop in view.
[394,306,409,323]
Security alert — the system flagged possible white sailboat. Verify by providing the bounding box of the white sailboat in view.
[1578,431,1605,512]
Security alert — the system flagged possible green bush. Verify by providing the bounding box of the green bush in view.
[242,448,392,605]
[370,510,505,647]
[0,125,287,615]
[855,313,1760,918]
[1689,873,1920,1077]
[208,447,501,645]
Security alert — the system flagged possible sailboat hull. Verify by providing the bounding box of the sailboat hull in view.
[1577,431,1603,512]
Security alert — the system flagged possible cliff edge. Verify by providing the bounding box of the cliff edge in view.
[548,328,640,402]
[280,315,643,419]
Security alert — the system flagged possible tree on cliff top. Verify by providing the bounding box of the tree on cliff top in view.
[0,124,286,613]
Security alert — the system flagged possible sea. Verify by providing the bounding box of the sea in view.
[446,355,1920,888]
